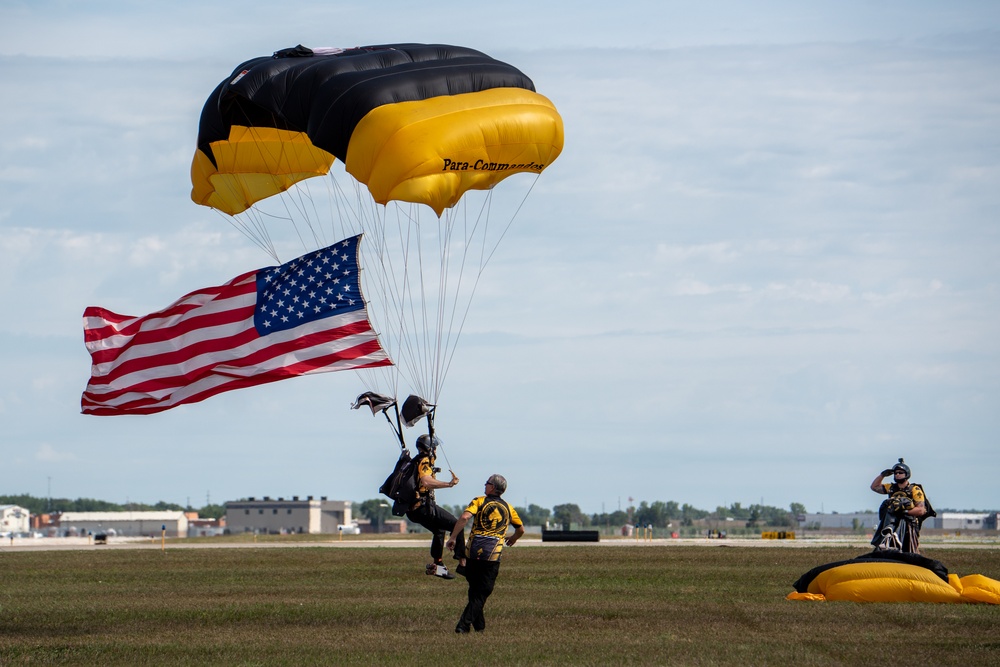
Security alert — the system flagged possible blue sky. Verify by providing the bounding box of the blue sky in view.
[2,1,998,516]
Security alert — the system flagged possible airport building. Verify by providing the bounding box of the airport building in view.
[799,511,999,532]
[225,496,352,535]
[1,505,30,535]
[797,513,879,530]
[931,512,999,530]
[56,511,189,537]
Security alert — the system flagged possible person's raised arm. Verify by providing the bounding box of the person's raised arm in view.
[420,470,459,491]
[870,469,892,493]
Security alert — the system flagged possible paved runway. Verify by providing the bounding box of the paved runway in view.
[3,534,995,552]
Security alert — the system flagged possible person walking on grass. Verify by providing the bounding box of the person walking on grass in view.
[446,473,524,633]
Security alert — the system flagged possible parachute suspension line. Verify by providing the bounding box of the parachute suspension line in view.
[380,400,405,449]
[324,169,362,244]
[214,208,279,263]
[364,200,434,401]
[436,176,540,389]
[236,123,326,260]
[365,201,405,394]
[201,122,279,260]
[393,205,426,398]
[280,177,322,254]
[342,181,396,398]
[401,203,432,399]
[484,174,539,266]
[433,191,492,400]
[418,205,440,401]
[356,199,396,396]
[430,197,474,402]
[347,195,429,403]
[430,206,452,403]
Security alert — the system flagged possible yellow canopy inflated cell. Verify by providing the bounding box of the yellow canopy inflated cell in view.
[191,127,335,215]
[788,561,1000,604]
[959,574,1000,604]
[786,592,827,602]
[809,562,962,603]
[345,88,564,216]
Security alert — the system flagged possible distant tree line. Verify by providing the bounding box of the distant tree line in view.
[574,500,804,529]
[357,499,812,529]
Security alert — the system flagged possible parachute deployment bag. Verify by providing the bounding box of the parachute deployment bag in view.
[379,449,419,516]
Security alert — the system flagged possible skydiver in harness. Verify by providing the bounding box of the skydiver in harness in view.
[869,458,934,554]
[354,392,466,579]
[406,434,466,579]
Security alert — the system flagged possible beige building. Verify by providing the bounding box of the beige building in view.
[225,496,352,535]
[932,512,998,530]
[1,505,30,535]
[57,511,189,537]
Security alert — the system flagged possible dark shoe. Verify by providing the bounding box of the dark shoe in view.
[455,564,467,576]
[455,625,470,634]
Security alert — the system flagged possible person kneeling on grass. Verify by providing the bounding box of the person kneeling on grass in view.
[446,473,524,634]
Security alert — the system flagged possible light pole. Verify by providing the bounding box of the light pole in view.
[377,502,390,534]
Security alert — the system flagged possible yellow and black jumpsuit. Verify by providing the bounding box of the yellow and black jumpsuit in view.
[404,454,465,564]
[872,482,927,553]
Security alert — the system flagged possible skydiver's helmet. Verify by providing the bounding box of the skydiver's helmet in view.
[416,434,441,456]
[892,458,911,482]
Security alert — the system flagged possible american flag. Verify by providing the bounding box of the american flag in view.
[81,235,390,415]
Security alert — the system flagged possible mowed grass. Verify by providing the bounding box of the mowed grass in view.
[1,544,998,666]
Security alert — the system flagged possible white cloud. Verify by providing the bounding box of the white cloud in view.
[761,280,852,303]
[674,278,751,296]
[655,242,740,264]
[35,443,77,463]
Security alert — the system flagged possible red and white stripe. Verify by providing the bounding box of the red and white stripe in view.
[82,270,390,415]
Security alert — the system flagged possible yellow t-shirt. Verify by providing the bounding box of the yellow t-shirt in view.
[464,495,523,562]
[411,455,437,509]
[879,482,926,504]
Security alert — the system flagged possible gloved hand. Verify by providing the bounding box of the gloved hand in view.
[888,496,913,514]
[881,469,894,477]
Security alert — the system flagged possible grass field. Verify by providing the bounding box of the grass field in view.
[1,542,998,666]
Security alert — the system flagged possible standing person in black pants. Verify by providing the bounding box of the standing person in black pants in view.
[447,474,524,633]
[405,434,464,578]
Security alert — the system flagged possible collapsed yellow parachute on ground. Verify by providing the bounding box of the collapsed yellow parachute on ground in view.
[787,551,1000,604]
[191,43,563,217]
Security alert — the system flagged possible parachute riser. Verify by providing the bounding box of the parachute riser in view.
[422,408,453,472]
[380,402,406,451]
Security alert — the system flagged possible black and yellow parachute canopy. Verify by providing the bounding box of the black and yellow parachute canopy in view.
[191,43,564,216]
